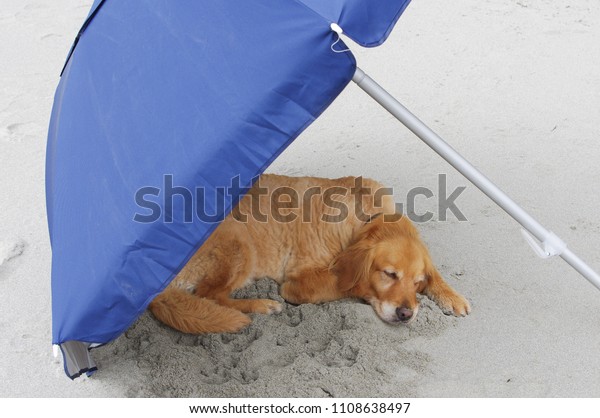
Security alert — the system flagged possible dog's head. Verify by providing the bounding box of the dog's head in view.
[332,215,432,325]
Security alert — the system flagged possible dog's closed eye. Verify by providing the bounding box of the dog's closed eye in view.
[383,270,399,279]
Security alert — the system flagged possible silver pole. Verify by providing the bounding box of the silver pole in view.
[352,66,600,291]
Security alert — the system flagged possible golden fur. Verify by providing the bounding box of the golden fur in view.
[149,174,470,333]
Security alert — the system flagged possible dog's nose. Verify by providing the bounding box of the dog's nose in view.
[396,307,413,322]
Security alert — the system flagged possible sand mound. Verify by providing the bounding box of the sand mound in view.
[92,279,457,397]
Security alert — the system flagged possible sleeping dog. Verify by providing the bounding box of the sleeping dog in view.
[149,174,470,333]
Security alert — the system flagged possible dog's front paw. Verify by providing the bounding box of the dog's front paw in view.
[435,292,471,317]
[448,293,471,316]
[252,299,283,315]
[451,294,471,316]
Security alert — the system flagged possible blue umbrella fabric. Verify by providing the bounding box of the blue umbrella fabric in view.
[47,0,411,378]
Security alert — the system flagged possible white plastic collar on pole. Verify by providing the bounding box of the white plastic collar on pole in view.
[521,229,567,259]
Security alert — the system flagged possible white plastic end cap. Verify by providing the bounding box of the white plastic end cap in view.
[330,23,343,35]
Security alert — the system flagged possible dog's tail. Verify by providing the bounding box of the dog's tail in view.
[149,287,251,334]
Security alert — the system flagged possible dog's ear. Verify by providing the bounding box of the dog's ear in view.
[332,215,396,292]
[331,239,375,293]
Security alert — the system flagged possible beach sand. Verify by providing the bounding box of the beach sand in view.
[1,0,599,397]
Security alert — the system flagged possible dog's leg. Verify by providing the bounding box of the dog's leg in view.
[216,298,283,315]
[280,268,343,304]
[422,268,471,316]
[149,288,251,334]
[195,281,283,315]
[191,240,283,316]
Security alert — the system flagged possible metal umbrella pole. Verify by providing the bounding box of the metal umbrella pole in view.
[352,66,600,290]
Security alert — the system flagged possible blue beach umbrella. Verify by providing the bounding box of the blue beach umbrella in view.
[47,0,600,379]
[47,0,411,378]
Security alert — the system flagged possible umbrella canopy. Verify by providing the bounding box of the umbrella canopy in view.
[47,0,411,377]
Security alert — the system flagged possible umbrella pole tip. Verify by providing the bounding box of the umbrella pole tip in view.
[330,23,343,35]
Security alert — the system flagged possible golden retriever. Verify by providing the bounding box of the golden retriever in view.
[149,174,470,333]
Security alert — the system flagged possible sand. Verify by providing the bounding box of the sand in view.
[1,0,600,398]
